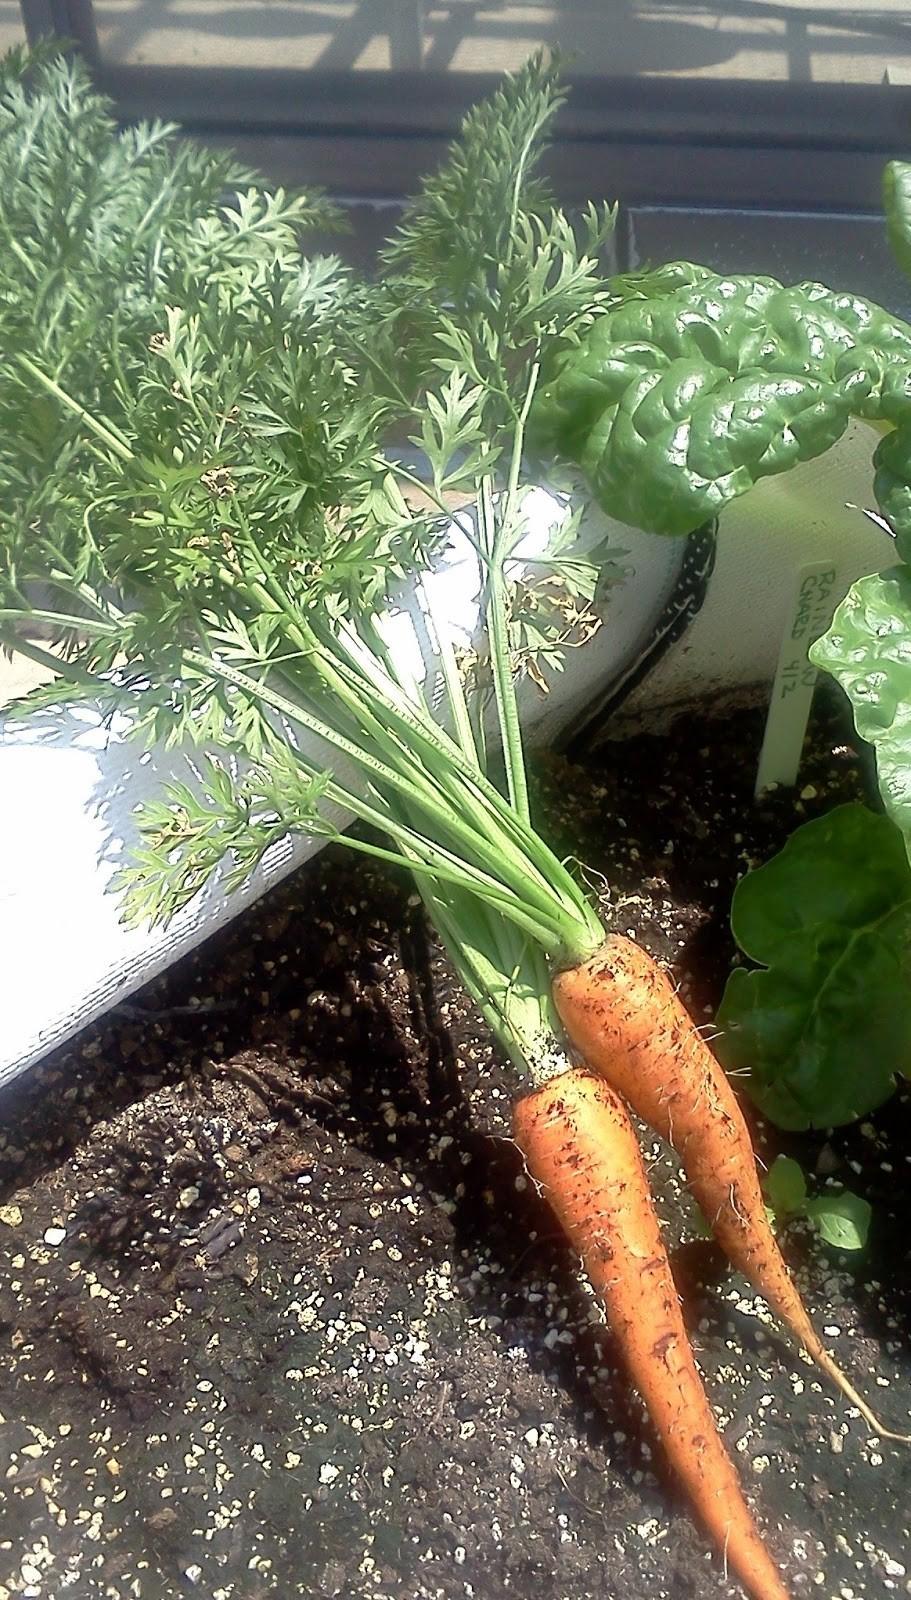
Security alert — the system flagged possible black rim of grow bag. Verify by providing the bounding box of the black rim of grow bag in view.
[558,519,719,754]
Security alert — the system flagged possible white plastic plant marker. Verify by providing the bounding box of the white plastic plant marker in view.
[0,489,688,1088]
[754,559,842,797]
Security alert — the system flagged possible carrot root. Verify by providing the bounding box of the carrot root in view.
[513,1067,792,1600]
[801,1335,911,1444]
[553,937,909,1444]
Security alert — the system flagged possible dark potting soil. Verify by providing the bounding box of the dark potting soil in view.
[0,699,909,1600]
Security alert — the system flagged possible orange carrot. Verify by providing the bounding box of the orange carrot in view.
[513,1067,792,1600]
[553,937,909,1443]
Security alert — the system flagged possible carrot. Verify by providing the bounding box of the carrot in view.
[514,1067,792,1600]
[553,937,910,1443]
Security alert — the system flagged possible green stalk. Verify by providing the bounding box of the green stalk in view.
[317,767,564,938]
[0,609,118,637]
[294,649,568,925]
[326,830,565,955]
[477,360,540,824]
[0,632,100,688]
[421,886,569,1085]
[423,892,529,1066]
[303,628,601,946]
[309,630,523,856]
[240,570,594,935]
[15,355,135,460]
[482,479,528,820]
[420,580,482,773]
[187,646,598,961]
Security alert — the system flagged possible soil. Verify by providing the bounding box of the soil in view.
[0,696,909,1600]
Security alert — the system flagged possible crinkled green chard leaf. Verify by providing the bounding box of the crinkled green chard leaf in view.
[531,267,911,535]
[883,159,911,282]
[810,566,911,857]
[870,423,911,560]
[716,804,911,1130]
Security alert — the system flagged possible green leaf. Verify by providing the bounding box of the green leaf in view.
[804,1191,872,1251]
[531,268,911,535]
[883,160,911,282]
[411,369,497,494]
[716,804,911,1129]
[370,52,613,445]
[869,425,911,560]
[382,51,564,294]
[763,1155,807,1216]
[810,567,911,856]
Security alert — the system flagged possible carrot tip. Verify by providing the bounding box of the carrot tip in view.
[814,1349,911,1444]
[855,1412,911,1446]
[856,1415,911,1445]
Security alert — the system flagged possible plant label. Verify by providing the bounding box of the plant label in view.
[755,560,840,796]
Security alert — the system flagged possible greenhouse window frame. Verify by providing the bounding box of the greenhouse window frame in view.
[16,0,911,211]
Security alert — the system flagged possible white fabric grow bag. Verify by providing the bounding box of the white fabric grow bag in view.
[0,429,894,1087]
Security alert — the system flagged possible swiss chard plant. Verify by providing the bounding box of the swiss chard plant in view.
[527,156,911,1140]
[717,804,911,1130]
[527,163,911,828]
[712,171,911,1135]
[807,161,911,871]
[530,261,911,540]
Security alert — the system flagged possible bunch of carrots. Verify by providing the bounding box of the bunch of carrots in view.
[527,946,908,1600]
[3,49,907,1600]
